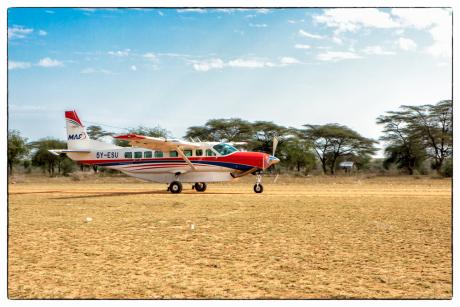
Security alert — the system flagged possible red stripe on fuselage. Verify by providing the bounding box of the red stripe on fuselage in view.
[78,151,270,169]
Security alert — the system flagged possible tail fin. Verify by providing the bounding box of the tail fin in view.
[65,110,89,149]
[65,110,120,150]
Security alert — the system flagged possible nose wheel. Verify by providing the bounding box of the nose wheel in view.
[254,174,264,193]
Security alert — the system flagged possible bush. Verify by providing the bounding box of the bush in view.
[441,159,452,177]
[61,158,76,176]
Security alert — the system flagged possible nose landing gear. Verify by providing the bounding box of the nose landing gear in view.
[253,174,264,193]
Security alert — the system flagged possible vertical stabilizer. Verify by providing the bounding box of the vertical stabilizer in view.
[65,110,120,150]
[65,110,89,149]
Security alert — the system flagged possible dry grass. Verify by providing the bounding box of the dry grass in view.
[8,175,452,299]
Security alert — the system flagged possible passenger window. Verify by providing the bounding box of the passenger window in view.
[169,151,178,157]
[196,149,203,156]
[184,150,193,157]
[154,151,163,158]
[206,149,215,156]
[134,152,142,159]
[144,151,152,158]
[124,152,132,159]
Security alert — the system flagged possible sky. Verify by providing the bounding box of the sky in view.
[7,7,452,155]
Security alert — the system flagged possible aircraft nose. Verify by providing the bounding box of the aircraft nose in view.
[269,155,280,165]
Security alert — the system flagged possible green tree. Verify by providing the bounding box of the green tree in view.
[249,121,289,154]
[114,125,170,147]
[185,118,253,142]
[401,100,452,174]
[86,125,112,140]
[301,124,377,174]
[283,138,316,174]
[30,138,72,176]
[8,130,29,175]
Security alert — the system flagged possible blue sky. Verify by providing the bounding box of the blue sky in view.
[8,8,452,154]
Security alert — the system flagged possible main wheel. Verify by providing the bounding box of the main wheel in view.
[169,181,183,194]
[194,182,207,192]
[254,183,263,193]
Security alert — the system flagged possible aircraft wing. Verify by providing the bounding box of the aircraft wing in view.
[113,134,201,151]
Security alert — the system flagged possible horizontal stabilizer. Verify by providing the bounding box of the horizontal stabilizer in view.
[48,149,91,156]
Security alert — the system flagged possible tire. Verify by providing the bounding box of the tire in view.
[253,183,263,193]
[194,182,207,192]
[169,181,183,194]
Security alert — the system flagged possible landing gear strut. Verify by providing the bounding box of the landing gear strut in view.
[193,182,207,192]
[168,181,183,194]
[254,174,263,193]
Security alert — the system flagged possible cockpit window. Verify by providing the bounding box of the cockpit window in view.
[212,143,238,156]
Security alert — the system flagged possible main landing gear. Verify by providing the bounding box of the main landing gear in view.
[167,181,207,194]
[168,181,183,194]
[253,174,264,193]
[193,182,207,192]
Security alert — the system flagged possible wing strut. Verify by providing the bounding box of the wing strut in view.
[176,146,196,171]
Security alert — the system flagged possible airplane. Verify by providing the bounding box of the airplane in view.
[49,110,280,193]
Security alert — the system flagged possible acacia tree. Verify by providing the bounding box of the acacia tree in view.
[114,125,170,147]
[30,138,71,176]
[86,125,112,140]
[249,121,289,154]
[8,130,29,175]
[377,111,426,174]
[401,100,452,174]
[185,118,253,142]
[301,124,377,174]
[283,138,316,174]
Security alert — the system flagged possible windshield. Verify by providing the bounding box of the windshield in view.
[212,143,238,156]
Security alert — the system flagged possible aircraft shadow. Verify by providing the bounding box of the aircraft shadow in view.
[52,190,249,199]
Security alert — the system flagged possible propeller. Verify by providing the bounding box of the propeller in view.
[271,136,280,183]
[272,136,279,157]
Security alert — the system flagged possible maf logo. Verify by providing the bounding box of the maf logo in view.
[68,133,87,140]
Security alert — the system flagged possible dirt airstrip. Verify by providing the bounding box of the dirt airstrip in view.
[8,175,452,299]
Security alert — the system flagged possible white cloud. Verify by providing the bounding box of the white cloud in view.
[38,30,47,36]
[176,9,206,14]
[192,58,225,71]
[398,37,417,51]
[228,58,270,69]
[294,44,311,49]
[288,19,305,24]
[391,8,451,58]
[8,26,33,39]
[256,9,270,14]
[249,23,268,28]
[131,65,137,71]
[314,8,399,33]
[108,49,130,57]
[317,51,362,62]
[191,56,301,72]
[81,67,112,74]
[391,8,446,29]
[299,30,323,39]
[362,46,395,55]
[280,57,300,65]
[37,57,63,67]
[8,61,31,70]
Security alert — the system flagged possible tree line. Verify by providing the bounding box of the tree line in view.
[8,99,452,177]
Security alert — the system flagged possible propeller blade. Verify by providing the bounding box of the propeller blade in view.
[272,136,279,156]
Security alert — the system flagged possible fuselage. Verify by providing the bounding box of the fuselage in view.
[69,144,279,183]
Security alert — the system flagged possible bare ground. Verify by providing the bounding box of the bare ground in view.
[8,175,452,299]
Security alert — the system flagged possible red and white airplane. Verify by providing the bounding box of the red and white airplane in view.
[50,110,280,193]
